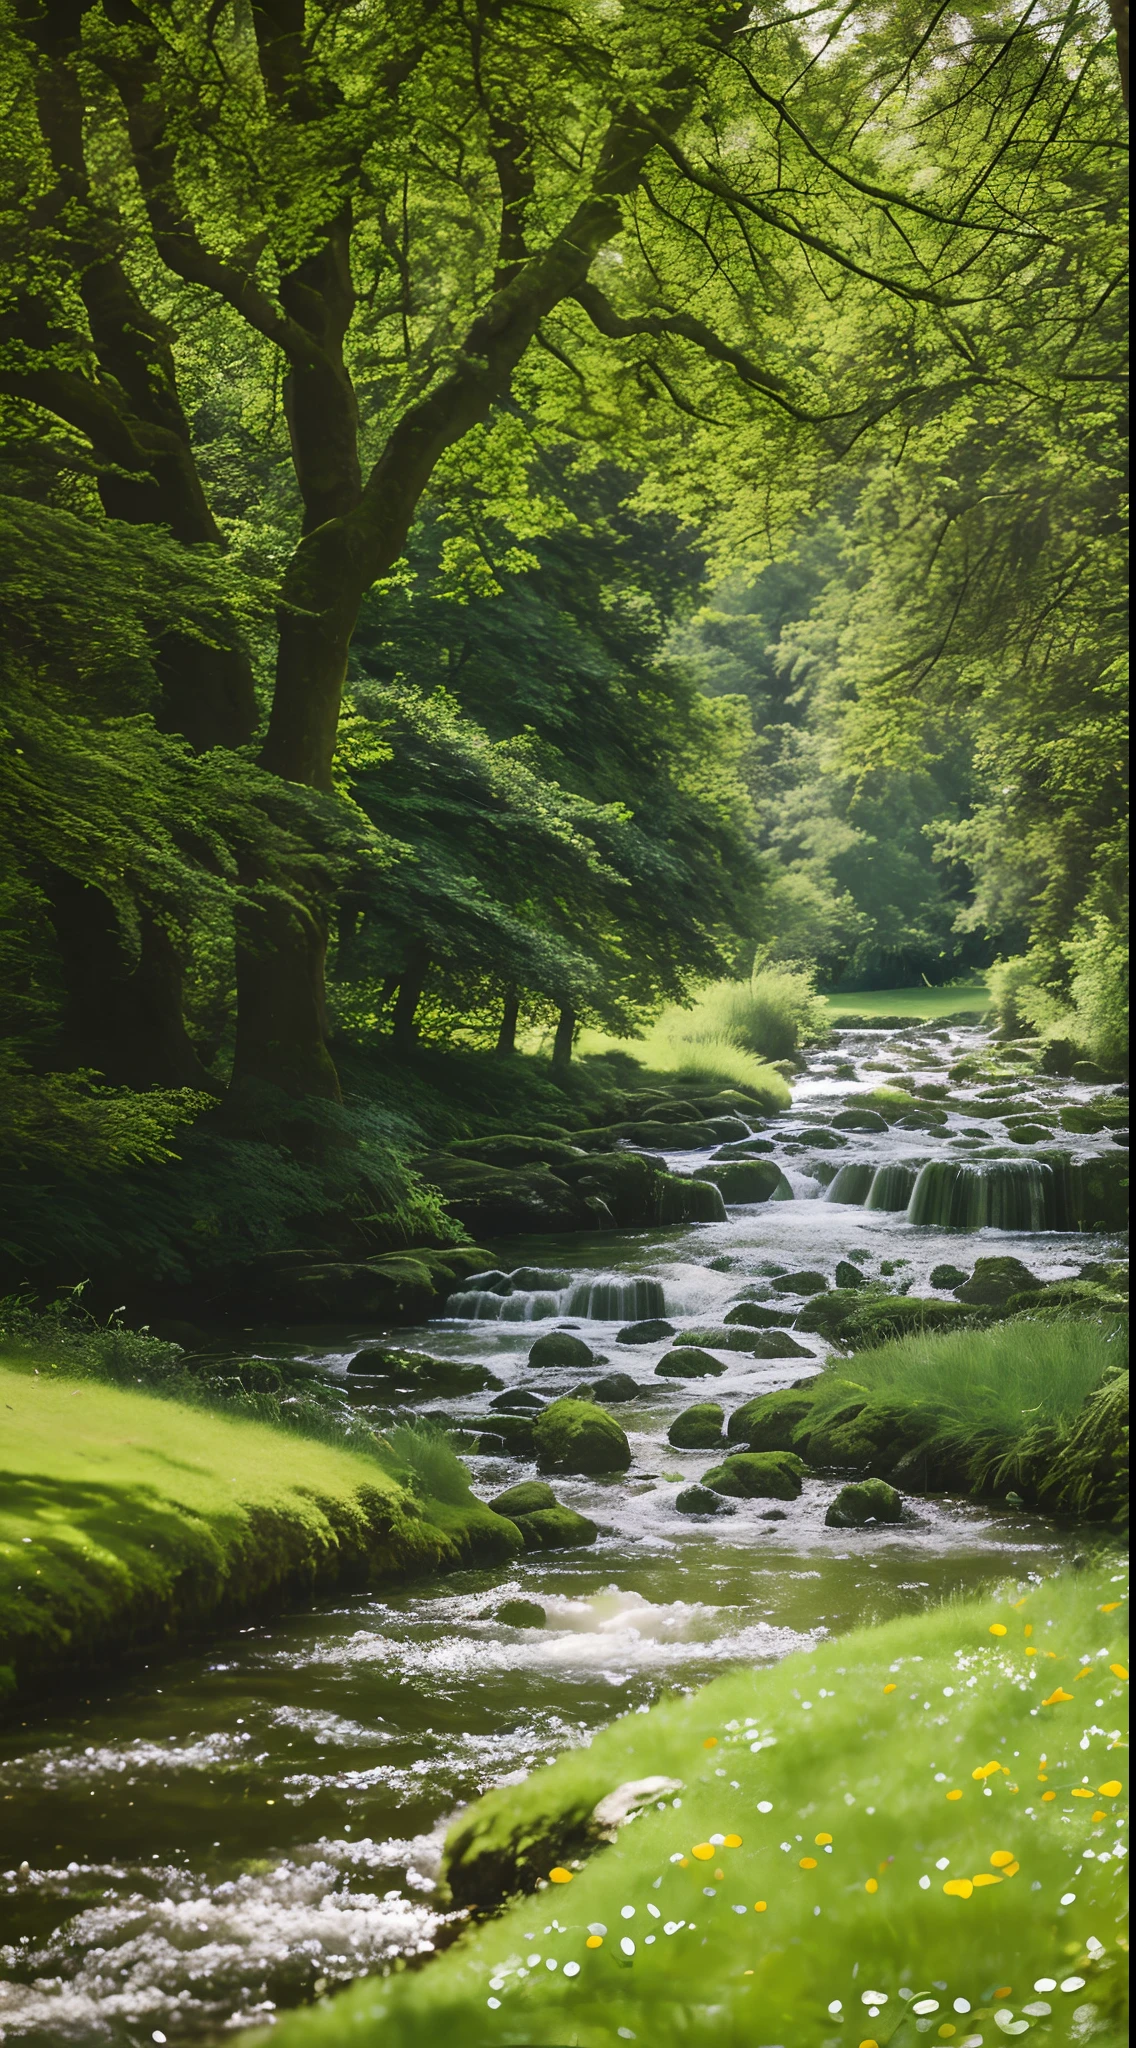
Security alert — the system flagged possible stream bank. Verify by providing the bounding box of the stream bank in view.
[0,1017,1127,2044]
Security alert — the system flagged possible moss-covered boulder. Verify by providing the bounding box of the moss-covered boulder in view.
[722,1301,796,1328]
[346,1348,503,1398]
[930,1263,968,1289]
[488,1480,557,1517]
[792,1126,848,1150]
[726,1389,819,1452]
[675,1484,734,1515]
[578,1371,640,1403]
[701,1451,805,1500]
[674,1325,766,1352]
[533,1399,631,1476]
[751,1332,815,1359]
[771,1269,829,1295]
[412,1157,594,1235]
[655,1347,727,1378]
[654,1174,729,1224]
[831,1107,888,1133]
[485,1479,598,1549]
[446,1134,587,1169]
[795,1287,876,1338]
[953,1255,1041,1305]
[834,1259,867,1289]
[693,1159,792,1203]
[847,1296,972,1348]
[528,1331,595,1371]
[456,1411,537,1455]
[825,1478,903,1527]
[616,1319,676,1344]
[667,1402,726,1450]
[799,1393,951,1484]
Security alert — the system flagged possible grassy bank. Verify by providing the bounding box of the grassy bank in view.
[262,1564,1129,2048]
[740,1318,1129,1522]
[0,1361,521,1707]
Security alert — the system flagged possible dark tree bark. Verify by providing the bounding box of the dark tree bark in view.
[1108,1,1129,108]
[390,947,431,1054]
[552,1003,576,1076]
[495,987,520,1058]
[231,893,340,1101]
[44,874,212,1091]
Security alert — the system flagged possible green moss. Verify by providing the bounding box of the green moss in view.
[260,1568,1126,2048]
[825,1477,903,1526]
[0,1357,481,1704]
[510,1506,599,1550]
[654,1348,727,1378]
[700,1451,805,1499]
[667,1402,726,1450]
[533,1398,631,1475]
[725,1389,818,1451]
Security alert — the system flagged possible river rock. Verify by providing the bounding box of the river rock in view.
[573,1371,640,1403]
[834,1260,867,1288]
[825,1478,903,1527]
[616,1319,676,1343]
[490,1390,545,1412]
[487,1482,598,1550]
[655,1175,729,1224]
[726,1390,817,1451]
[655,1348,727,1378]
[489,1480,558,1516]
[675,1484,735,1516]
[831,1108,888,1133]
[346,1347,503,1398]
[792,1126,848,1149]
[771,1269,829,1295]
[693,1159,792,1202]
[700,1451,805,1500]
[528,1331,595,1371]
[750,1332,815,1359]
[667,1402,726,1449]
[722,1302,797,1328]
[414,1157,595,1235]
[953,1255,1041,1305]
[445,1134,588,1168]
[711,1137,777,1158]
[929,1263,969,1289]
[534,1398,632,1475]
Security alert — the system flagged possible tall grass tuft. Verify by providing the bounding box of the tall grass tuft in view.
[375,1420,475,1504]
[680,965,832,1062]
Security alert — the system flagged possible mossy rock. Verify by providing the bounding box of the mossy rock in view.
[834,1260,867,1289]
[497,1598,546,1628]
[346,1348,503,1399]
[583,1371,641,1403]
[771,1270,829,1295]
[794,1287,869,1337]
[675,1484,734,1516]
[726,1390,819,1452]
[528,1331,595,1371]
[668,1402,726,1450]
[489,1390,545,1412]
[489,1481,558,1517]
[701,1451,805,1500]
[929,1263,968,1289]
[825,1478,903,1527]
[446,1134,587,1168]
[711,1137,777,1159]
[655,1348,727,1379]
[1005,1281,1128,1319]
[792,1126,848,1150]
[423,1499,527,1567]
[655,1174,729,1224]
[801,1393,945,1481]
[693,1159,791,1203]
[616,1319,676,1344]
[751,1332,815,1359]
[1079,1259,1129,1292]
[533,1398,632,1475]
[1061,1100,1129,1134]
[675,1325,767,1353]
[411,1158,593,1235]
[722,1302,796,1328]
[457,1411,537,1454]
[953,1256,1041,1306]
[511,1506,599,1550]
[831,1108,888,1133]
[844,1296,971,1348]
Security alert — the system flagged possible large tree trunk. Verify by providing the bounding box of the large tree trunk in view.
[231,894,341,1102]
[552,1003,576,1076]
[44,875,212,1091]
[495,987,520,1058]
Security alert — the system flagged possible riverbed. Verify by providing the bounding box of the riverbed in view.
[0,1022,1125,2043]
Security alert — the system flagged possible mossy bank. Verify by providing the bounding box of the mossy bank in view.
[0,1360,524,1708]
[261,1566,1129,2048]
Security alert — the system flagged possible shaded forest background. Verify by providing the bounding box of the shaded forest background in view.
[0,0,1127,1304]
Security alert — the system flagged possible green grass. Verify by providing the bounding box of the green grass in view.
[823,985,992,1021]
[262,1565,1129,2048]
[811,1317,1120,1428]
[0,1360,517,1705]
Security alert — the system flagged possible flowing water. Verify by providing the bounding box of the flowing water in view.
[0,1024,1126,2043]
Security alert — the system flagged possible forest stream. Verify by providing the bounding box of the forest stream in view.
[0,1020,1125,2046]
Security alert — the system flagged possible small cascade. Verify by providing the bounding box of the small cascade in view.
[906,1158,1052,1231]
[825,1163,875,1205]
[444,1269,666,1322]
[864,1162,920,1211]
[563,1274,667,1319]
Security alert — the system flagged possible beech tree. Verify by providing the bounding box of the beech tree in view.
[1,0,1124,1099]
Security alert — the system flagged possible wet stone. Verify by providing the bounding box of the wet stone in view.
[667,1402,727,1450]
[572,1372,641,1404]
[496,1599,546,1628]
[722,1301,797,1328]
[929,1263,968,1289]
[490,1390,546,1412]
[674,1484,735,1517]
[771,1270,829,1295]
[655,1348,728,1379]
[528,1331,595,1371]
[953,1255,1042,1305]
[825,1479,903,1528]
[834,1259,867,1288]
[616,1319,676,1344]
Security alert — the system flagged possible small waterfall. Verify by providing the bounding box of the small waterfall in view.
[444,1269,665,1322]
[864,1162,920,1211]
[824,1163,875,1205]
[563,1275,667,1320]
[906,1158,1051,1231]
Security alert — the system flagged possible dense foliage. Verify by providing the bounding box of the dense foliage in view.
[0,0,1126,1289]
